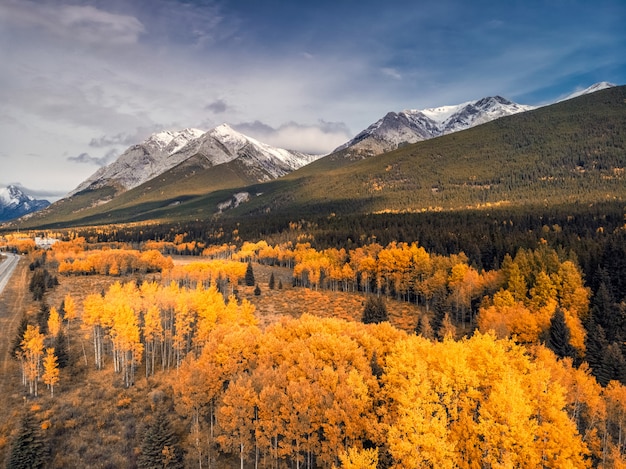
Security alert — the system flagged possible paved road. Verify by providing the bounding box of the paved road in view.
[0,252,20,296]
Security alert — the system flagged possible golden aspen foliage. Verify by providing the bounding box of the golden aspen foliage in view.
[215,374,258,469]
[20,325,45,396]
[382,332,590,469]
[47,306,61,337]
[42,348,59,397]
[335,447,378,469]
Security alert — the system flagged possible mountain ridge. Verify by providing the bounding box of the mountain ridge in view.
[71,124,321,199]
[6,82,622,229]
[333,96,535,159]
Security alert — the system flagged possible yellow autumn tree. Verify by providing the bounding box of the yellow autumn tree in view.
[42,347,59,397]
[47,306,61,337]
[20,325,45,396]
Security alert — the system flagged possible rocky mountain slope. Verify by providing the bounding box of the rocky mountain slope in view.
[71,124,320,197]
[333,82,616,160]
[333,96,535,159]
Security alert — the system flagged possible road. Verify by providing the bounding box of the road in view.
[0,252,20,296]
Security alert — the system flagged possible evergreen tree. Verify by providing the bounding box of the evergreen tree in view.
[362,296,389,324]
[604,343,626,385]
[254,284,261,296]
[278,279,283,290]
[584,315,611,386]
[415,314,434,340]
[547,308,578,362]
[36,302,50,336]
[7,412,47,469]
[137,407,184,469]
[53,329,70,368]
[244,262,255,287]
[11,316,29,359]
[268,272,275,290]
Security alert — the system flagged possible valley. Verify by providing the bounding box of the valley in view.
[0,84,625,468]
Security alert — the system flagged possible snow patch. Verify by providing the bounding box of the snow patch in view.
[217,192,251,212]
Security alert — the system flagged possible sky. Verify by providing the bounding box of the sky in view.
[0,0,625,201]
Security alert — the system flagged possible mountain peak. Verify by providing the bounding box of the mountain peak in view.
[560,82,616,101]
[0,185,50,222]
[67,123,323,200]
[335,95,534,157]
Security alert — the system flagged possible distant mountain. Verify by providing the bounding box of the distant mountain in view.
[333,96,534,159]
[0,185,50,222]
[71,124,320,198]
[559,81,615,101]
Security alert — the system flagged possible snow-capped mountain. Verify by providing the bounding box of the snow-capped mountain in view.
[334,96,535,158]
[71,128,206,195]
[0,185,50,222]
[335,82,617,159]
[70,124,321,197]
[559,81,616,101]
[168,124,320,180]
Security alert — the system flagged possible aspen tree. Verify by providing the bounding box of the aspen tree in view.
[21,325,45,396]
[63,293,77,352]
[42,347,59,397]
[82,293,106,369]
[216,375,258,469]
[47,306,61,338]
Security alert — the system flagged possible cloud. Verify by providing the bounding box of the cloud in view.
[68,149,118,166]
[233,120,352,154]
[0,1,145,46]
[206,99,228,114]
[381,67,403,80]
[89,125,170,148]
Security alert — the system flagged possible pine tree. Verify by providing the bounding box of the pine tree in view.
[11,316,29,359]
[361,296,388,324]
[547,308,577,361]
[53,329,70,368]
[254,284,261,296]
[7,412,47,469]
[604,343,626,385]
[245,262,255,287]
[138,407,184,469]
[415,314,434,340]
[268,272,275,290]
[585,317,611,386]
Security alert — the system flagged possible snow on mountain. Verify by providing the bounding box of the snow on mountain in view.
[334,96,534,158]
[559,81,616,102]
[0,185,50,222]
[71,128,205,195]
[69,124,322,197]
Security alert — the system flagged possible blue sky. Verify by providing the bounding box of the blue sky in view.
[0,0,624,199]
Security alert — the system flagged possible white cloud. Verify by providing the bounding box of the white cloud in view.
[68,149,119,166]
[0,1,144,46]
[233,121,352,155]
[381,67,403,80]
